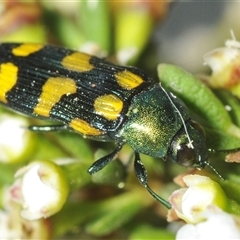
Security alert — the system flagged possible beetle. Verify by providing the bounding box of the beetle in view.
[0,43,215,208]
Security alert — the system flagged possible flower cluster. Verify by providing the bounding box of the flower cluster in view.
[204,32,240,98]
[168,174,240,238]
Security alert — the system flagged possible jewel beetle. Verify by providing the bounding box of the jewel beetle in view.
[0,43,216,208]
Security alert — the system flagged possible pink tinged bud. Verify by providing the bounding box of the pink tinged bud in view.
[169,174,228,224]
[10,160,69,220]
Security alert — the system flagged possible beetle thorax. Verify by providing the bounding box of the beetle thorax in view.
[120,84,190,158]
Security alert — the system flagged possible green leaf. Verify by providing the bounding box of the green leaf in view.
[79,1,111,53]
[51,190,153,238]
[85,189,152,236]
[157,64,240,148]
[43,9,86,48]
[214,89,240,128]
[51,202,94,238]
[0,23,46,43]
[115,8,153,64]
[129,224,175,240]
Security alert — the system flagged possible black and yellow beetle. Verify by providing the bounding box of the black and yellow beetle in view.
[0,43,213,208]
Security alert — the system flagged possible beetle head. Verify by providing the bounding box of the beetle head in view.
[165,120,208,169]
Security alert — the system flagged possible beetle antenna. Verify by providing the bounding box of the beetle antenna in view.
[209,147,240,154]
[204,160,224,180]
[160,85,194,149]
[206,147,240,180]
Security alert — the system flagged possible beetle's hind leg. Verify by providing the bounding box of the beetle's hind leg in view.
[134,152,171,209]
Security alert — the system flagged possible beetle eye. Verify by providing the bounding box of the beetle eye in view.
[165,119,208,169]
[175,144,195,167]
[166,138,196,167]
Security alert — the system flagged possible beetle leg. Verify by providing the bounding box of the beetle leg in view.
[134,152,171,209]
[88,143,124,174]
[28,124,68,132]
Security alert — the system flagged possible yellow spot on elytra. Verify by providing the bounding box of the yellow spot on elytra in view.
[94,94,123,120]
[34,77,77,117]
[0,63,18,103]
[62,52,94,72]
[115,70,143,90]
[69,118,103,135]
[12,44,44,57]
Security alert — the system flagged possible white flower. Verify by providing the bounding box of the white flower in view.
[0,114,34,163]
[169,174,228,223]
[169,174,240,238]
[0,207,50,239]
[204,43,240,73]
[10,160,69,220]
[0,187,50,238]
[203,32,240,97]
[176,206,240,239]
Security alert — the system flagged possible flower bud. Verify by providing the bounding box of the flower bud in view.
[204,34,240,97]
[169,174,228,224]
[10,160,69,220]
[176,206,240,239]
[0,114,35,163]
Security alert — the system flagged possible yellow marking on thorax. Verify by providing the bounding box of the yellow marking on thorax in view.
[12,44,44,57]
[62,52,94,72]
[69,118,103,135]
[0,63,18,103]
[34,77,77,117]
[94,94,123,120]
[115,70,144,90]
